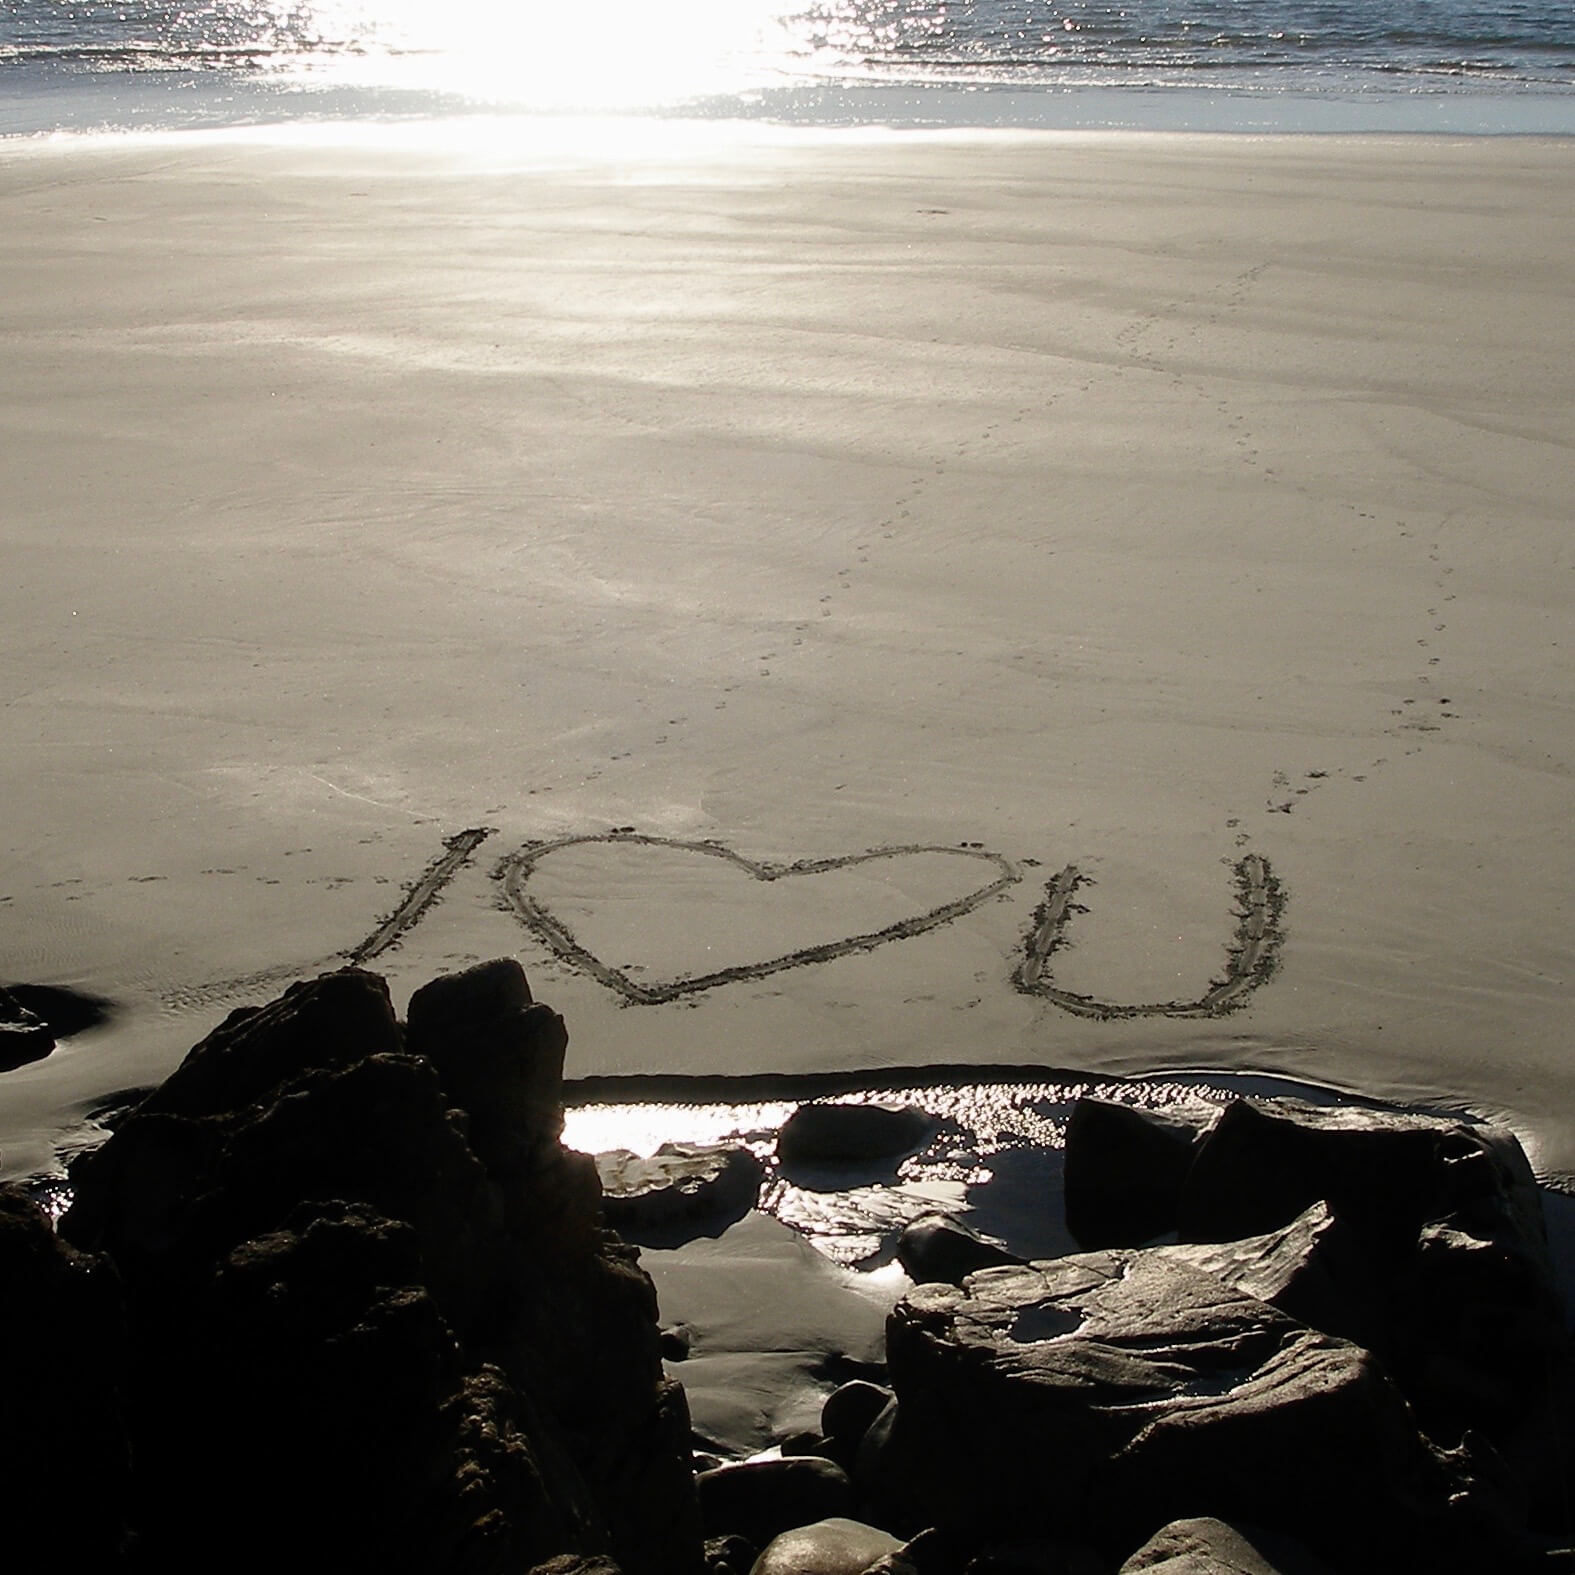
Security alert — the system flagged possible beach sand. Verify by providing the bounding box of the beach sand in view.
[2,126,1573,1195]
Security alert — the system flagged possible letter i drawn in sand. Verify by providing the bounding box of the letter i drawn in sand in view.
[1013,853,1286,1019]
[344,827,496,966]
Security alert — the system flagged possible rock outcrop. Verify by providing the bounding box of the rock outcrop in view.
[874,1093,1574,1572]
[9,966,1574,1575]
[56,961,701,1575]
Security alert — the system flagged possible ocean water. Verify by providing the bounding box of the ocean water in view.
[2,0,1573,135]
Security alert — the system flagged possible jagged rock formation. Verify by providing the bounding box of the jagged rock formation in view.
[5,962,1574,1575]
[55,960,701,1575]
[867,1095,1574,1572]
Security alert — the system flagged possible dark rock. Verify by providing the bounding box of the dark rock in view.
[1163,1098,1572,1528]
[781,1430,829,1456]
[877,1251,1484,1570]
[1118,1516,1336,1573]
[821,1379,894,1457]
[0,1185,128,1561]
[706,1535,758,1575]
[1064,1098,1219,1249]
[852,1395,901,1508]
[599,1143,764,1242]
[2,980,115,1037]
[778,1103,937,1177]
[409,955,535,1035]
[56,962,702,1575]
[136,967,401,1120]
[662,1323,695,1361]
[164,1200,567,1572]
[532,1559,626,1575]
[407,958,568,1174]
[964,1538,1107,1575]
[749,1518,903,1575]
[698,1456,855,1548]
[1391,1221,1574,1524]
[0,983,55,1070]
[896,1214,1023,1286]
[1178,1097,1453,1251]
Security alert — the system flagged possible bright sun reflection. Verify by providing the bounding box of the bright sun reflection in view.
[301,0,797,109]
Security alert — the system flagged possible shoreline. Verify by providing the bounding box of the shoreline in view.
[5,71,1575,141]
[2,129,1572,1187]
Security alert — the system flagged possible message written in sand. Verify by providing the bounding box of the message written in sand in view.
[1012,854,1285,1020]
[339,830,1284,1019]
[497,833,1021,1006]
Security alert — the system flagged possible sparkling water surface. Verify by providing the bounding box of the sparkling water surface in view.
[2,0,1573,132]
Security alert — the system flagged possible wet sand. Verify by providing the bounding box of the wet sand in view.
[1,125,1572,1181]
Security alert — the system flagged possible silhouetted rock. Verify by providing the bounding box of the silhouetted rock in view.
[959,1536,1105,1575]
[407,957,568,1174]
[1064,1097,1219,1249]
[0,1185,128,1561]
[705,1534,757,1575]
[0,983,55,1070]
[1178,1098,1483,1252]
[1162,1096,1572,1526]
[778,1103,936,1180]
[896,1213,1023,1286]
[3,980,116,1038]
[821,1379,894,1460]
[58,961,702,1575]
[876,1251,1492,1571]
[698,1457,855,1548]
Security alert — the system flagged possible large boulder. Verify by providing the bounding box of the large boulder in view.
[406,957,568,1175]
[749,1518,903,1575]
[1175,1098,1546,1265]
[875,1250,1493,1570]
[0,1185,128,1561]
[1063,1098,1219,1249]
[777,1103,936,1182]
[60,962,703,1575]
[1118,1516,1336,1573]
[1164,1097,1571,1524]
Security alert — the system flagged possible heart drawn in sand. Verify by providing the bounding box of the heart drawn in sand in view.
[498,833,1020,1004]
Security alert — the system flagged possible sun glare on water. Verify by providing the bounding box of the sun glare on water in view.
[299,0,798,109]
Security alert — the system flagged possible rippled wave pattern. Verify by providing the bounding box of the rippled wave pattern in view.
[1,0,378,72]
[789,0,1575,86]
[2,0,1573,128]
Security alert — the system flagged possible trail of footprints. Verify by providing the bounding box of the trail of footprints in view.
[1108,261,1467,837]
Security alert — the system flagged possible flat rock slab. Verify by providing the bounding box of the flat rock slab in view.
[881,1249,1459,1568]
[598,1143,763,1235]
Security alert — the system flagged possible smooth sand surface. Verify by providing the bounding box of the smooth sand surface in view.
[2,126,1572,1178]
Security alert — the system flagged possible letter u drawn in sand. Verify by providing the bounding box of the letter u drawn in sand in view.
[1014,854,1285,1019]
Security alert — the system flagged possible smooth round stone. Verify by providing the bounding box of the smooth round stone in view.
[749,1518,904,1575]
